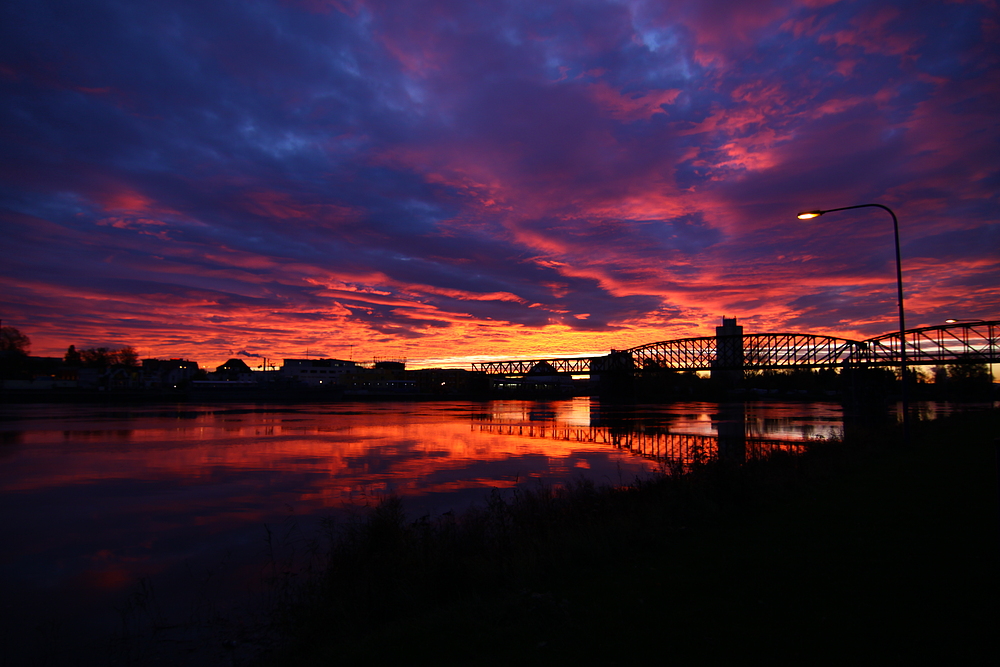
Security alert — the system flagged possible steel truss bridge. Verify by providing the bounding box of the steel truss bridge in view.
[471,320,999,375]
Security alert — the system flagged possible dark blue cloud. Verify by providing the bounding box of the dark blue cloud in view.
[0,0,997,364]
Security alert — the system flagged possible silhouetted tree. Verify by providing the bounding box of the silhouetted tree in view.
[64,344,82,366]
[933,359,992,398]
[80,347,112,368]
[745,367,841,393]
[117,346,139,367]
[78,345,140,368]
[947,361,990,383]
[942,360,992,397]
[0,326,30,355]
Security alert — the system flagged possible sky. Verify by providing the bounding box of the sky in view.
[2,0,998,370]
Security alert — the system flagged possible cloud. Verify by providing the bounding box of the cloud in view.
[1,0,997,367]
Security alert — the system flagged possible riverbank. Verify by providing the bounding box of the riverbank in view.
[262,409,999,666]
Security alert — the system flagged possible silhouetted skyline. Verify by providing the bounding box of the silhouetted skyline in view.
[2,0,998,369]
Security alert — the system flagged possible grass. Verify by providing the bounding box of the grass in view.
[259,409,999,666]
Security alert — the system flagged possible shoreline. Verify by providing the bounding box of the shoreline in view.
[250,408,999,665]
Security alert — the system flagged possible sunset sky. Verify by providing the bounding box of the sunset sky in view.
[2,0,998,369]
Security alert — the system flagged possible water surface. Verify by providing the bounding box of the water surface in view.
[1,398,843,664]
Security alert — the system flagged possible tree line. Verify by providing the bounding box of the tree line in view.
[62,344,139,368]
[1,325,139,368]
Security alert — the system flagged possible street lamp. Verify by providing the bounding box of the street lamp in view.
[797,203,909,442]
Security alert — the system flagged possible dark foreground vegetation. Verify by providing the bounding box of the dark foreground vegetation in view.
[243,409,998,666]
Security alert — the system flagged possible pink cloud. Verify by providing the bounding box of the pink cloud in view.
[241,190,364,226]
[820,6,919,57]
[585,81,680,121]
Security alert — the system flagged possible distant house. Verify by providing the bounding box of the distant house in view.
[142,358,199,388]
[281,358,357,386]
[410,368,489,395]
[105,366,141,390]
[75,365,141,390]
[341,361,416,394]
[212,358,255,382]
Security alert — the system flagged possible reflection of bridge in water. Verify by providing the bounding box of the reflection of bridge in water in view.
[472,319,999,376]
[476,420,810,473]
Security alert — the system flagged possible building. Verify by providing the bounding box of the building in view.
[211,358,255,381]
[491,360,575,394]
[281,358,357,386]
[141,358,199,388]
[409,368,489,395]
[340,360,415,394]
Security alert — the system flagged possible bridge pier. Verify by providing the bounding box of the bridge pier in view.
[715,402,747,463]
[592,350,636,400]
[840,363,897,433]
[711,317,744,390]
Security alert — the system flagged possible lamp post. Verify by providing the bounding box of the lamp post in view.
[797,203,909,443]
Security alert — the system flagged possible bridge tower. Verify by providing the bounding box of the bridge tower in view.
[711,317,744,388]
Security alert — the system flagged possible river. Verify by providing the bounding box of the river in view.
[0,397,976,665]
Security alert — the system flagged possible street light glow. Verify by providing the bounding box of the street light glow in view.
[795,202,909,443]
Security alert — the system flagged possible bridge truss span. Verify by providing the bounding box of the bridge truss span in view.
[865,320,999,365]
[628,335,719,371]
[471,356,593,376]
[744,333,860,369]
[629,333,862,372]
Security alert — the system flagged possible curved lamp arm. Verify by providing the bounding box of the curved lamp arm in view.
[797,203,908,443]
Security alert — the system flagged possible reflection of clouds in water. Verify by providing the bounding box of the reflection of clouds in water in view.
[557,396,593,427]
[897,400,999,423]
[584,400,843,441]
[651,401,844,441]
[4,400,659,666]
[7,398,973,665]
[743,402,843,441]
[485,396,592,427]
[0,401,656,562]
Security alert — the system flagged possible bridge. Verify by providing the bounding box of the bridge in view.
[471,319,999,376]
